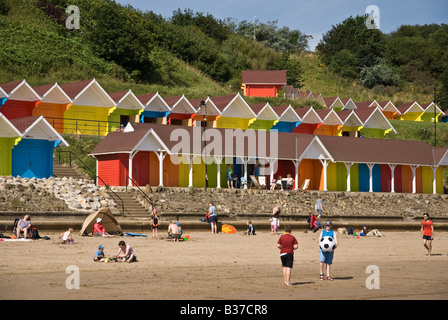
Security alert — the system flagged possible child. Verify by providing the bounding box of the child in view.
[246,220,256,235]
[270,219,278,235]
[60,228,74,244]
[94,245,105,262]
[319,221,338,281]
[421,213,434,256]
[115,240,137,263]
[151,209,159,237]
[277,225,298,286]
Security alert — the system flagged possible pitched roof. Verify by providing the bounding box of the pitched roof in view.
[318,135,437,166]
[241,70,287,85]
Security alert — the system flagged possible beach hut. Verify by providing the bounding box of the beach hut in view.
[270,105,301,133]
[378,101,399,119]
[165,95,197,127]
[323,97,345,111]
[310,93,326,106]
[0,114,22,176]
[138,92,171,125]
[108,90,144,132]
[354,107,396,139]
[190,97,222,128]
[248,102,280,131]
[298,91,313,100]
[0,80,41,120]
[211,93,257,130]
[394,102,424,121]
[340,97,357,110]
[241,70,287,98]
[420,102,444,123]
[335,109,363,137]
[314,109,344,136]
[32,83,72,133]
[293,107,322,134]
[59,79,116,136]
[9,116,69,179]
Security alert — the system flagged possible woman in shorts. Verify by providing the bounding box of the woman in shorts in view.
[421,213,434,256]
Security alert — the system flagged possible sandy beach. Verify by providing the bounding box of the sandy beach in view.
[1,227,447,301]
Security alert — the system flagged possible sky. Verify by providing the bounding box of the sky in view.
[116,0,448,51]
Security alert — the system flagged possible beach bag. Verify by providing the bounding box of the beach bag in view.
[30,228,41,240]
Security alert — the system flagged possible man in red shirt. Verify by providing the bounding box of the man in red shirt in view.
[421,213,434,256]
[277,225,298,286]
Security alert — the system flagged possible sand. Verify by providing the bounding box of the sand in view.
[1,227,447,300]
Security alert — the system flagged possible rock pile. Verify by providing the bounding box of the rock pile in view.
[0,176,117,212]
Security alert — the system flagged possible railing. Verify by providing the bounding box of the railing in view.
[46,117,122,136]
[125,176,155,211]
[55,149,126,217]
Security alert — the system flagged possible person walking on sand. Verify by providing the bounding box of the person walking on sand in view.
[315,194,323,218]
[208,202,218,234]
[319,221,338,281]
[421,213,434,256]
[151,209,159,237]
[277,225,298,286]
[271,205,281,235]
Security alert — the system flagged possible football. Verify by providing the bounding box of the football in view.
[319,236,336,252]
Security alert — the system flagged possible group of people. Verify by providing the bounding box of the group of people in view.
[94,241,137,263]
[277,220,338,285]
[270,174,294,191]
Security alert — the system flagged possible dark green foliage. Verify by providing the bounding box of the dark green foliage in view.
[0,0,10,15]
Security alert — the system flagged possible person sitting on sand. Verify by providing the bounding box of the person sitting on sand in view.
[245,220,256,235]
[59,228,74,244]
[94,245,106,262]
[166,221,183,242]
[16,215,31,239]
[115,241,136,263]
[93,218,113,237]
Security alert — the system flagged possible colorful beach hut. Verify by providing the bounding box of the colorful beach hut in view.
[0,114,22,176]
[0,86,8,108]
[190,97,222,128]
[138,92,171,125]
[293,107,322,134]
[270,105,301,133]
[211,93,257,130]
[378,101,399,119]
[335,109,363,137]
[248,102,279,131]
[108,90,144,131]
[323,97,345,111]
[420,102,444,123]
[59,79,117,136]
[314,109,344,136]
[340,97,357,110]
[394,102,424,121]
[0,80,41,120]
[32,83,72,133]
[164,95,196,126]
[241,70,287,98]
[354,107,396,139]
[9,116,69,179]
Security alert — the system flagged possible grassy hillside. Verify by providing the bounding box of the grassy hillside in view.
[299,52,434,105]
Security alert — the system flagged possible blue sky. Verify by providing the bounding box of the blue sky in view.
[116,0,448,51]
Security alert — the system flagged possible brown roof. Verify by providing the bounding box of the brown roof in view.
[318,135,437,166]
[9,116,41,133]
[136,93,156,105]
[0,80,23,95]
[108,90,130,103]
[271,105,290,117]
[59,79,94,100]
[208,94,239,112]
[33,83,56,97]
[241,70,287,85]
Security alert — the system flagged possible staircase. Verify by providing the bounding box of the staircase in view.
[112,191,152,218]
[53,158,87,180]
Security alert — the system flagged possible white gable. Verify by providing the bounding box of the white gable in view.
[0,114,21,137]
[8,80,40,102]
[40,84,72,104]
[73,80,115,108]
[221,94,256,119]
